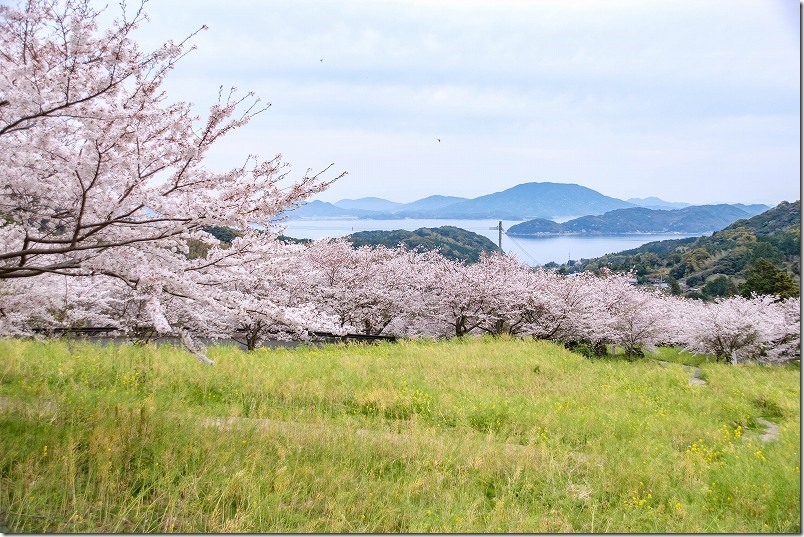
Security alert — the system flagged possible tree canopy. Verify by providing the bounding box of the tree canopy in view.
[0,0,340,280]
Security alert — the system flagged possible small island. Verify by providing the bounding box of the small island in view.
[345,226,501,263]
[507,204,762,236]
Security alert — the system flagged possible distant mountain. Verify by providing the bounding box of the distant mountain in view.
[626,197,691,209]
[731,203,771,217]
[422,182,635,220]
[283,183,773,222]
[565,201,800,300]
[395,195,468,214]
[626,198,769,215]
[508,204,754,236]
[280,200,381,219]
[345,226,501,263]
[334,197,403,212]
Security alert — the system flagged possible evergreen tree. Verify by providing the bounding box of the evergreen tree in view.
[739,259,800,299]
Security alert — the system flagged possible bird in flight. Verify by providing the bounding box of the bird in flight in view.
[437,138,441,142]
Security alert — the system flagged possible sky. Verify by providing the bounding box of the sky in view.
[127,0,800,206]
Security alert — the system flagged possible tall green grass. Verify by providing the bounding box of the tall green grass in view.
[0,337,799,532]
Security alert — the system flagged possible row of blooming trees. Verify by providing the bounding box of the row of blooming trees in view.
[1,238,799,364]
[0,1,798,365]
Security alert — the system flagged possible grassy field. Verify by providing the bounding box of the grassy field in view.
[0,337,799,532]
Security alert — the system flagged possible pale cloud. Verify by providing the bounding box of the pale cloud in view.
[124,0,798,206]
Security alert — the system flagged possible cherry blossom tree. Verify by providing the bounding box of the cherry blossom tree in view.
[0,272,124,336]
[302,239,428,337]
[679,295,784,363]
[0,0,343,355]
[526,270,601,344]
[472,253,533,337]
[216,239,342,350]
[0,0,337,277]
[764,296,801,363]
[417,255,489,338]
[597,275,673,357]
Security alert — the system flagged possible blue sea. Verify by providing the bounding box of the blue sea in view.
[280,218,702,266]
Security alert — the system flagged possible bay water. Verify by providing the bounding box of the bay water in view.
[280,218,701,266]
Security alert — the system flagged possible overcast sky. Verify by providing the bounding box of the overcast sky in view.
[130,0,800,206]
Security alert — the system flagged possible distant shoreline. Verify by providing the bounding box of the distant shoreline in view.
[507,230,713,238]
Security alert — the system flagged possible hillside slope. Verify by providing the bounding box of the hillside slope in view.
[566,201,801,299]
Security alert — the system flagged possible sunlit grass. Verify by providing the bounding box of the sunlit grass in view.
[645,346,711,366]
[0,336,799,532]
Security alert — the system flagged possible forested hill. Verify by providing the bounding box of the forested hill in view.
[345,226,502,263]
[200,225,500,263]
[565,201,801,300]
[508,204,762,236]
